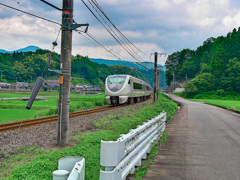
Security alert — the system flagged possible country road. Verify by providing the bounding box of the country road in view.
[142,94,240,180]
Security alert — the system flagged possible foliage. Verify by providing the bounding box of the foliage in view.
[176,90,240,100]
[134,130,168,180]
[0,94,177,180]
[189,99,240,111]
[165,27,240,94]
[0,50,157,87]
[184,73,216,92]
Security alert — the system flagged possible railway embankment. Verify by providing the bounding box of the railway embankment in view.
[0,94,178,180]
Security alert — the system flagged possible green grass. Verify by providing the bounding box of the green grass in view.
[0,92,107,124]
[0,93,177,180]
[134,130,168,180]
[190,99,240,111]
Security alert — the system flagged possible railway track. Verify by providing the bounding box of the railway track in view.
[0,105,121,132]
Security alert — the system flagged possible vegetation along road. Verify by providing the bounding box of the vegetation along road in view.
[142,94,240,180]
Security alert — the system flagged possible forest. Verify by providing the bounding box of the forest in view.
[0,50,156,86]
[165,27,240,94]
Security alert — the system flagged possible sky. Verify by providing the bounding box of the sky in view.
[1,0,240,65]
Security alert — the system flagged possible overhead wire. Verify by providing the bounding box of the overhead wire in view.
[75,29,153,71]
[117,0,160,57]
[81,0,146,65]
[0,2,61,25]
[0,6,58,35]
[92,0,148,57]
[1,1,154,74]
[87,0,146,63]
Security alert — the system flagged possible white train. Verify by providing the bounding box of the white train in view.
[105,74,153,106]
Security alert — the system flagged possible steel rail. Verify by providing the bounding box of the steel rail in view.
[0,106,119,132]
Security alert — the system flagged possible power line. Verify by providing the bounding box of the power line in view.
[92,0,148,57]
[117,0,159,54]
[0,6,58,36]
[74,28,153,71]
[81,0,143,64]
[87,0,145,63]
[0,2,61,26]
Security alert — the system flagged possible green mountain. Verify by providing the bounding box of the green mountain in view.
[0,50,166,88]
[0,46,41,53]
[165,27,240,93]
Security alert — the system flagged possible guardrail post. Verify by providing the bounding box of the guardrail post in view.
[53,156,85,180]
[99,111,167,180]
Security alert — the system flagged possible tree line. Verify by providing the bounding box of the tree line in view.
[0,50,155,86]
[165,27,240,94]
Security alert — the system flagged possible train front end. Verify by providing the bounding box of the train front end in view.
[105,75,130,106]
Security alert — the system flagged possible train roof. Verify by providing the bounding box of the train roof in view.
[106,74,152,87]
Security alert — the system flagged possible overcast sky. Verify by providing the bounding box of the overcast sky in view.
[1,0,240,65]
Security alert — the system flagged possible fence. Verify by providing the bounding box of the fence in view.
[52,111,167,180]
[100,111,167,180]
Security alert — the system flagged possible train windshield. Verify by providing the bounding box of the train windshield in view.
[108,76,126,92]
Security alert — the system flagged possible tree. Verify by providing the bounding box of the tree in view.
[184,73,216,92]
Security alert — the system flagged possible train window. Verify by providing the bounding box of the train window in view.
[107,76,126,92]
[133,82,143,90]
[128,80,130,84]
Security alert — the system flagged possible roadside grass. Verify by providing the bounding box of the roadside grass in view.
[0,93,177,180]
[134,130,168,180]
[190,99,240,111]
[0,93,107,124]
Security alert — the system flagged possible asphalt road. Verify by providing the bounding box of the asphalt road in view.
[142,94,240,180]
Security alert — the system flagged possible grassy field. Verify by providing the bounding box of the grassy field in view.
[190,99,240,111]
[0,93,177,180]
[0,91,107,124]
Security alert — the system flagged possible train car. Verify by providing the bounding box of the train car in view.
[105,74,153,106]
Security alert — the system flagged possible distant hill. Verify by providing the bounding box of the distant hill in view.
[89,58,166,71]
[0,45,41,53]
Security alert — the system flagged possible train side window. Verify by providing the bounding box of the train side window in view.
[128,80,130,84]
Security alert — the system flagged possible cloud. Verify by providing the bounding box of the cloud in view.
[222,9,240,29]
[0,0,239,61]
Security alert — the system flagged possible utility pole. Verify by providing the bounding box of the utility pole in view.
[150,52,167,103]
[153,52,157,103]
[41,0,88,146]
[58,0,73,146]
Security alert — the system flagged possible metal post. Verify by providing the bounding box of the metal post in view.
[157,69,159,100]
[153,52,157,103]
[57,0,73,146]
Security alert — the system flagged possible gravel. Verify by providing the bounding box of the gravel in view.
[0,99,152,161]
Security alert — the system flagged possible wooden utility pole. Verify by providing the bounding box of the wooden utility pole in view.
[58,0,73,146]
[153,52,157,103]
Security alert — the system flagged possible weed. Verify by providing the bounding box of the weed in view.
[1,151,7,158]
[1,93,177,180]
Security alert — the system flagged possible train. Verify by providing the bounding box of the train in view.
[105,74,153,106]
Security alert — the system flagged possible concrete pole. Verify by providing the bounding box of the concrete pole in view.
[57,0,73,146]
[157,69,160,100]
[153,52,157,103]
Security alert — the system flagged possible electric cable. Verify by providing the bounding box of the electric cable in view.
[0,2,61,25]
[88,0,146,62]
[94,0,148,57]
[87,0,145,63]
[0,6,58,35]
[81,0,145,64]
[75,28,153,71]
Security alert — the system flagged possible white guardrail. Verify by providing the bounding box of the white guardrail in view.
[100,111,167,180]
